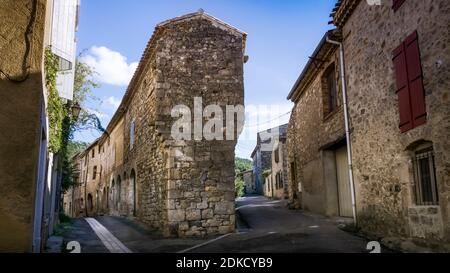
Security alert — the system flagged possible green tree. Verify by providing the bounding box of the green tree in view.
[234,157,253,197]
[235,177,245,198]
[67,141,89,159]
[71,53,105,133]
[235,157,252,176]
[60,54,104,192]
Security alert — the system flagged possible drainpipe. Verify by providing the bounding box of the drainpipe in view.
[326,36,357,225]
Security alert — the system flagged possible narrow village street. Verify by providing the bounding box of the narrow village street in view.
[60,195,381,253]
[2,0,449,258]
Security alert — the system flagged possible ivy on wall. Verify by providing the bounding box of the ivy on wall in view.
[44,47,74,192]
[45,47,68,154]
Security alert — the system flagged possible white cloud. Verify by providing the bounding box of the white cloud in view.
[104,96,121,110]
[80,46,138,86]
[87,108,109,119]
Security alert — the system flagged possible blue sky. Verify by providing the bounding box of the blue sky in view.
[74,0,336,159]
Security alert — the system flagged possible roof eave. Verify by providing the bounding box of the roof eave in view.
[286,30,338,102]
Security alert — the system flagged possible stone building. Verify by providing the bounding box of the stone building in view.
[0,0,79,252]
[64,11,247,238]
[242,170,256,195]
[251,124,288,195]
[286,29,352,216]
[288,0,450,247]
[264,129,288,200]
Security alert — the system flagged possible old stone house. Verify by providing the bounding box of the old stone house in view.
[242,170,256,195]
[288,0,450,247]
[64,11,246,238]
[286,32,351,216]
[263,125,289,200]
[251,124,288,195]
[0,0,79,252]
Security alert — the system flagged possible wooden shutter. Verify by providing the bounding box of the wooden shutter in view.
[392,31,426,133]
[393,42,413,132]
[405,31,427,128]
[393,0,406,11]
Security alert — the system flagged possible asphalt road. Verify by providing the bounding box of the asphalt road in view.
[61,195,380,253]
[188,195,373,253]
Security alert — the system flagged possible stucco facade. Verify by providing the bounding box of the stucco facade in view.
[0,0,49,252]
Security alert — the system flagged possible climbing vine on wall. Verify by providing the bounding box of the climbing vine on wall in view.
[45,48,75,192]
[45,47,68,154]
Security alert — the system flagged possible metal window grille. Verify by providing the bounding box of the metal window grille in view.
[413,149,439,205]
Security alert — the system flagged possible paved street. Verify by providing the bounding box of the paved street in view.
[61,195,381,253]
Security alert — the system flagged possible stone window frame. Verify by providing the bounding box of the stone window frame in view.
[411,142,439,206]
[130,119,136,150]
[274,147,280,163]
[321,62,340,120]
[92,165,97,180]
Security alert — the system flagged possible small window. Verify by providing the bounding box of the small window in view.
[93,166,97,180]
[274,148,279,163]
[57,56,72,71]
[413,146,438,205]
[130,121,135,149]
[323,64,337,116]
[92,149,95,158]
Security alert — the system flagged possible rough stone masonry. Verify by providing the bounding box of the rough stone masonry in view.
[65,11,247,238]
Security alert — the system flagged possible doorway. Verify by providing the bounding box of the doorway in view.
[335,145,352,217]
[131,169,136,216]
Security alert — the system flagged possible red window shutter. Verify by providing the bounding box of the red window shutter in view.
[393,43,413,133]
[393,0,406,11]
[405,31,427,127]
[392,31,427,133]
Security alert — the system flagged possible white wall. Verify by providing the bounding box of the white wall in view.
[51,0,79,100]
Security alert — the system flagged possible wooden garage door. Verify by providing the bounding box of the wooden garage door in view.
[335,146,353,217]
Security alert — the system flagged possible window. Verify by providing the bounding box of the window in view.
[323,64,337,116]
[393,31,426,133]
[393,0,406,11]
[290,162,296,183]
[57,56,72,71]
[276,172,283,189]
[87,194,93,211]
[93,166,97,180]
[92,149,95,158]
[274,148,279,163]
[413,145,438,206]
[130,121,135,149]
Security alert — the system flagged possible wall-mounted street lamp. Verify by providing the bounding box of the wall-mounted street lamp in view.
[71,102,81,121]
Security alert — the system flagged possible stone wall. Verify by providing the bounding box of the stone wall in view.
[243,171,256,195]
[65,12,246,238]
[340,0,450,243]
[0,0,48,252]
[287,45,347,216]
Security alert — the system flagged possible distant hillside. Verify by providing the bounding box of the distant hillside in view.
[235,157,252,175]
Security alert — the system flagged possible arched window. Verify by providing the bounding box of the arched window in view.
[87,194,93,211]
